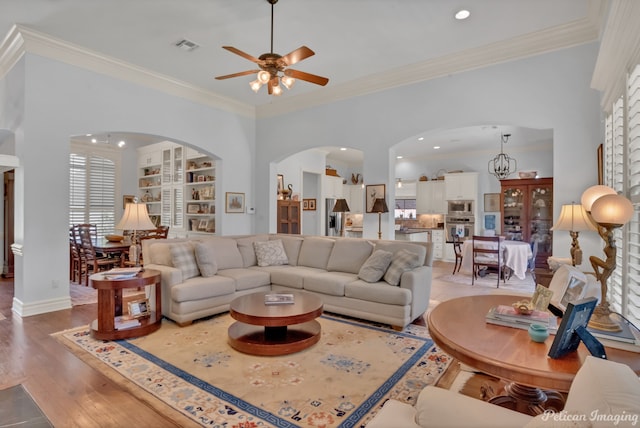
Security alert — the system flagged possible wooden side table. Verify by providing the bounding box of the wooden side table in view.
[89,269,162,340]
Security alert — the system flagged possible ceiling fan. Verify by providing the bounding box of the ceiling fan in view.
[215,0,329,96]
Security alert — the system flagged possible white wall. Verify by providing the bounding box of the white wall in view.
[255,43,603,258]
[4,52,255,316]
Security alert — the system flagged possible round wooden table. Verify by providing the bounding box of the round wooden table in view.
[89,269,162,340]
[428,294,640,415]
[228,291,323,356]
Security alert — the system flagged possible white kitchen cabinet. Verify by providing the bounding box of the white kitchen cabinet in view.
[347,185,364,213]
[416,181,446,214]
[431,229,444,259]
[444,172,478,200]
[322,175,345,199]
[395,231,429,242]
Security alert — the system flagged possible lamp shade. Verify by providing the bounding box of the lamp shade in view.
[590,194,634,226]
[551,204,597,232]
[371,198,389,213]
[115,203,157,231]
[581,185,617,212]
[332,198,350,213]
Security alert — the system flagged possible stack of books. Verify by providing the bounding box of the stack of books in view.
[587,321,640,353]
[486,305,558,333]
[264,293,295,305]
[114,315,141,330]
[103,267,141,280]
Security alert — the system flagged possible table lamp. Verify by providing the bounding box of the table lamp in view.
[332,198,350,237]
[581,185,634,332]
[551,203,597,266]
[371,198,389,239]
[115,198,157,266]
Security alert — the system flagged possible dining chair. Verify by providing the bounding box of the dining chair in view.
[452,234,463,275]
[120,226,169,267]
[75,224,119,285]
[69,227,84,284]
[471,235,505,287]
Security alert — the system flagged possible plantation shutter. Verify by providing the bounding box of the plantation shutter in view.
[626,64,640,325]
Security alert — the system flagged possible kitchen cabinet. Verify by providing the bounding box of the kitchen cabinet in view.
[395,231,429,242]
[277,200,301,234]
[444,172,478,201]
[322,175,344,199]
[416,181,446,214]
[500,177,553,268]
[431,229,444,260]
[347,185,364,213]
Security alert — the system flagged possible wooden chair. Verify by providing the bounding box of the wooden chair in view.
[69,227,84,284]
[452,234,463,275]
[74,224,119,285]
[471,235,505,287]
[120,226,169,267]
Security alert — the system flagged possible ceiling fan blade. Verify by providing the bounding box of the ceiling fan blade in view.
[214,70,259,80]
[284,69,329,86]
[281,46,315,66]
[222,46,261,64]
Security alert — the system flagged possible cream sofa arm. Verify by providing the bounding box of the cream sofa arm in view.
[400,266,432,320]
[366,399,420,428]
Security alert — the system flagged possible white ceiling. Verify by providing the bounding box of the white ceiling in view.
[2,0,600,157]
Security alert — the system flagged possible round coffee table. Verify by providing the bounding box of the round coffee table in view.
[228,291,323,356]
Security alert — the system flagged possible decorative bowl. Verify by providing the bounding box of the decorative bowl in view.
[518,170,537,179]
[105,234,124,242]
[528,323,549,343]
[512,300,534,315]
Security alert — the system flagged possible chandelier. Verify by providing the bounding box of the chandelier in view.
[488,133,517,179]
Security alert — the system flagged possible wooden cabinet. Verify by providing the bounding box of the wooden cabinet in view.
[500,177,553,268]
[277,200,301,234]
[416,181,446,214]
[444,172,478,201]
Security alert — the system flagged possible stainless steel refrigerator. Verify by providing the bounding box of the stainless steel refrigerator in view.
[325,198,342,236]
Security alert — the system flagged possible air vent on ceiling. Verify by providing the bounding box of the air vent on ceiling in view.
[175,39,199,52]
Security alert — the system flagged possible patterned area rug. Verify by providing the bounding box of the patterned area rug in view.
[436,272,536,294]
[52,314,452,427]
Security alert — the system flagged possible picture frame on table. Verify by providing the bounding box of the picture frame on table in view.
[548,269,587,313]
[484,193,501,212]
[198,219,208,231]
[205,219,215,233]
[225,192,245,213]
[531,284,554,311]
[187,203,200,214]
[365,184,386,213]
[128,298,151,319]
[548,297,605,359]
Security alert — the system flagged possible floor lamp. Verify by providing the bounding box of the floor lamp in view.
[550,203,597,266]
[371,198,389,239]
[116,199,157,266]
[332,198,350,237]
[581,186,634,332]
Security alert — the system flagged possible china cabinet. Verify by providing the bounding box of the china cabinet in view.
[500,177,553,268]
[277,200,301,234]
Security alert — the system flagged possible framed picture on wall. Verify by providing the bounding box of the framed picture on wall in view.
[225,192,245,213]
[484,193,500,212]
[309,199,316,210]
[303,199,309,210]
[365,184,386,213]
[277,174,284,194]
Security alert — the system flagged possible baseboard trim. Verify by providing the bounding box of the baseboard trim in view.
[12,296,72,317]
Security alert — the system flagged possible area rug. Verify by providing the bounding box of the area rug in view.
[53,314,452,427]
[436,272,535,294]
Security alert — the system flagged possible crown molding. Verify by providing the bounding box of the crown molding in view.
[257,16,601,119]
[0,25,256,118]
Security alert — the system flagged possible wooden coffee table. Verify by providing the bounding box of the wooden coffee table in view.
[228,291,323,356]
[428,294,640,415]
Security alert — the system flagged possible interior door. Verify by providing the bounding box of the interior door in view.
[3,170,14,278]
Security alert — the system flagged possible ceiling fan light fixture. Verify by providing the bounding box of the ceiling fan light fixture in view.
[281,75,295,89]
[257,70,271,84]
[272,85,283,96]
[249,79,262,93]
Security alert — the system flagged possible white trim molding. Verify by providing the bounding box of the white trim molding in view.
[12,296,72,318]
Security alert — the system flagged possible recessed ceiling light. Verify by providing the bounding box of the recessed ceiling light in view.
[397,156,403,159]
[340,147,347,151]
[418,137,424,141]
[455,9,470,20]
[91,138,97,143]
[434,146,441,150]
[118,140,126,148]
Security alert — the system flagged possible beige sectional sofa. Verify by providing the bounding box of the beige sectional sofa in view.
[141,234,433,329]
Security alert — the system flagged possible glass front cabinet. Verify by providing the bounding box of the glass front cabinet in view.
[500,177,553,268]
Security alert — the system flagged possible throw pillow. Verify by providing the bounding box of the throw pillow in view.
[358,250,393,283]
[194,241,218,277]
[383,249,421,286]
[169,242,200,280]
[254,239,289,267]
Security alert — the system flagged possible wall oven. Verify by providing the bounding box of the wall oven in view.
[447,200,474,217]
[445,216,475,241]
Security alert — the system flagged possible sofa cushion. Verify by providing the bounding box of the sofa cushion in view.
[297,237,335,269]
[147,242,175,266]
[303,272,357,296]
[193,241,218,277]
[171,275,235,302]
[564,356,640,428]
[358,250,393,283]
[236,234,269,267]
[254,239,289,267]
[384,249,422,286]
[196,238,244,270]
[272,235,304,266]
[327,239,373,274]
[269,266,327,289]
[169,242,200,280]
[375,242,427,266]
[217,268,271,291]
[345,280,411,305]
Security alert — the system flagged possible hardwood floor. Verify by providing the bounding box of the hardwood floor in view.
[0,261,511,427]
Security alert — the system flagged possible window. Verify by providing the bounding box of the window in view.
[69,143,121,237]
[395,199,416,220]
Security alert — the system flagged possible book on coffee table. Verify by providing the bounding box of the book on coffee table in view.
[264,293,295,305]
[486,306,558,333]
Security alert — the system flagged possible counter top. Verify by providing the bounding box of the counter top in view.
[395,228,443,234]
